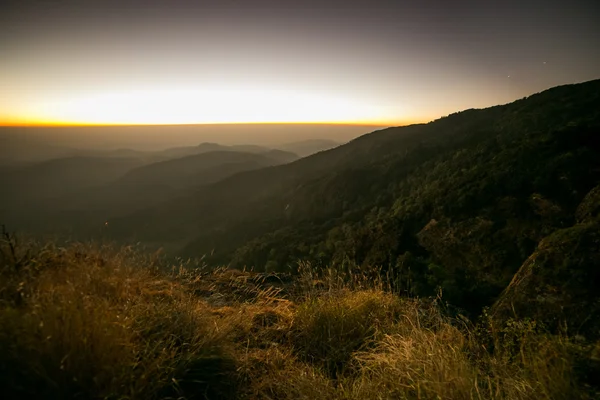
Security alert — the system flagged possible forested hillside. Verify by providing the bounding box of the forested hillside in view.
[110,80,600,314]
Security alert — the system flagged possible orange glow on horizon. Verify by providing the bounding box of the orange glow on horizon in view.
[0,88,419,128]
[0,119,414,128]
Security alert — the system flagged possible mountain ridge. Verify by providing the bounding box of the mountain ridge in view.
[106,79,600,313]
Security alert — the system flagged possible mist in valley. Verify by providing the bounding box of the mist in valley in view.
[0,123,368,240]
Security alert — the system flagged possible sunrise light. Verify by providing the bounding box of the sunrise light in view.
[5,87,399,126]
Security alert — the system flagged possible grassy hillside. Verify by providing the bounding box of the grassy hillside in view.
[2,238,598,399]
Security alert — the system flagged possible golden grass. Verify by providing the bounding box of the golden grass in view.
[0,237,594,399]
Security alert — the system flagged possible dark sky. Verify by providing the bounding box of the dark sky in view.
[1,0,599,125]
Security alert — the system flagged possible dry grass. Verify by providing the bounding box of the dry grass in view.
[290,289,404,376]
[0,240,237,399]
[0,236,594,399]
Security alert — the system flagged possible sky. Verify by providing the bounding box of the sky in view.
[1,0,599,126]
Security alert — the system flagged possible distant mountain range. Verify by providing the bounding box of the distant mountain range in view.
[0,146,300,233]
[0,137,340,165]
[0,139,340,231]
[117,150,297,189]
[276,139,341,157]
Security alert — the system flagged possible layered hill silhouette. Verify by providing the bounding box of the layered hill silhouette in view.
[0,156,146,201]
[117,150,297,189]
[157,142,276,159]
[104,79,600,314]
[0,148,297,234]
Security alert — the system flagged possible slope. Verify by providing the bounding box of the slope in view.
[106,80,600,312]
[117,150,298,189]
[0,156,148,233]
[277,139,341,157]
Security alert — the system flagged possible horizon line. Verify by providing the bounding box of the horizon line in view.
[0,121,415,128]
